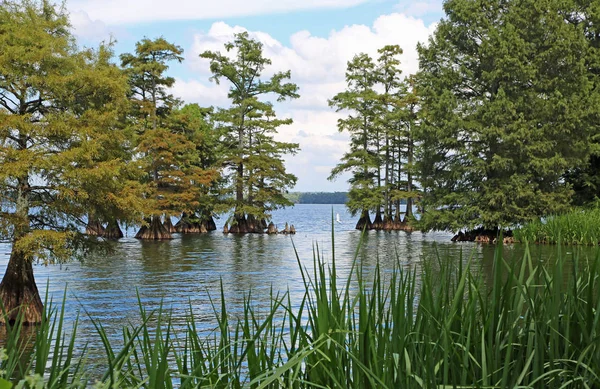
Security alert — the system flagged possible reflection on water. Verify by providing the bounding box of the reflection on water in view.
[0,204,596,366]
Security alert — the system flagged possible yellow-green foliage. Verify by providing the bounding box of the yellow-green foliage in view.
[0,0,146,262]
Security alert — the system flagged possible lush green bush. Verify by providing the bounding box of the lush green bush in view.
[2,242,600,388]
[514,207,600,245]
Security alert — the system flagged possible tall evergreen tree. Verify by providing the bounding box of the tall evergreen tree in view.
[0,0,144,323]
[329,53,380,230]
[200,32,299,233]
[121,38,215,238]
[565,0,600,205]
[416,0,599,232]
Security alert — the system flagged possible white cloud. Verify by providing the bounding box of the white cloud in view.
[395,0,444,18]
[68,0,371,25]
[173,14,437,191]
[69,10,113,42]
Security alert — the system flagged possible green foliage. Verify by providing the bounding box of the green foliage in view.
[0,0,145,260]
[416,0,600,232]
[330,46,419,223]
[4,239,600,388]
[200,32,300,223]
[514,206,600,245]
[121,38,218,219]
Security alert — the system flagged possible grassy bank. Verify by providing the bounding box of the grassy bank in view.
[514,207,600,245]
[1,242,600,388]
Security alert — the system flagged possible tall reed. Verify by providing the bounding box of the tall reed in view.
[514,206,600,245]
[1,239,600,388]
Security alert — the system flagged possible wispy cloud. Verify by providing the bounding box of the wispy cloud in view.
[68,0,373,25]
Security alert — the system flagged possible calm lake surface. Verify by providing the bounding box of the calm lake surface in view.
[0,204,592,364]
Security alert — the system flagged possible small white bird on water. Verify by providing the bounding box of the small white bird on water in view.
[336,213,342,223]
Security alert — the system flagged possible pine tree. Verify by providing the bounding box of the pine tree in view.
[416,0,599,232]
[0,0,145,323]
[200,32,299,233]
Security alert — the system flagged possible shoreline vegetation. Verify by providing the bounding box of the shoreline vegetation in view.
[1,242,599,388]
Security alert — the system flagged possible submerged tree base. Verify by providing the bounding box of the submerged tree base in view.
[0,251,43,325]
[452,228,515,244]
[135,216,173,240]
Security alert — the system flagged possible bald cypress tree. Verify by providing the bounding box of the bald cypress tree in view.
[201,32,299,233]
[0,0,145,323]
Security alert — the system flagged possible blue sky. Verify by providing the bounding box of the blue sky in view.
[68,0,444,192]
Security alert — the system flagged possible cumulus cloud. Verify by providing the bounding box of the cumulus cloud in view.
[174,14,437,191]
[395,0,444,18]
[67,0,371,25]
[69,10,114,42]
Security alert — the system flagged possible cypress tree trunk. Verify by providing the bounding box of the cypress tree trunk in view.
[355,210,373,231]
[372,211,383,230]
[0,248,43,325]
[163,215,176,234]
[85,215,105,236]
[135,216,173,240]
[103,220,124,239]
[206,216,217,231]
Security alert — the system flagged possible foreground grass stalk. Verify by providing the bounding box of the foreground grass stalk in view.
[1,237,600,388]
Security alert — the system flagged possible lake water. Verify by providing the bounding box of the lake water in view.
[0,204,585,365]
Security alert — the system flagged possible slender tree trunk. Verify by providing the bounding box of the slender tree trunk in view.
[406,129,414,219]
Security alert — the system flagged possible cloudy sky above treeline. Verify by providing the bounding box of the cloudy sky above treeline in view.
[67,0,443,191]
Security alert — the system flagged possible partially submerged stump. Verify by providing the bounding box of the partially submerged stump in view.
[282,222,290,234]
[102,220,123,239]
[135,216,173,240]
[223,223,229,234]
[290,225,296,234]
[267,222,278,234]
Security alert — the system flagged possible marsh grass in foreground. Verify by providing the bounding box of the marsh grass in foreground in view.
[1,241,600,388]
[514,206,600,246]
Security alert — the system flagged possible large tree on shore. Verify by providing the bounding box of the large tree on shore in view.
[416,0,600,232]
[200,32,299,233]
[0,0,144,323]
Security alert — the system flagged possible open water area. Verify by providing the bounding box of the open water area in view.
[0,204,596,370]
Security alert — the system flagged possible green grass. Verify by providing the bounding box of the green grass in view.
[514,207,600,245]
[2,240,600,388]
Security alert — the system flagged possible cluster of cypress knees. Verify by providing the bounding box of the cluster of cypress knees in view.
[86,213,296,240]
[354,211,415,231]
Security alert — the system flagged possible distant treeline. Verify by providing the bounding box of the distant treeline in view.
[287,192,348,204]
